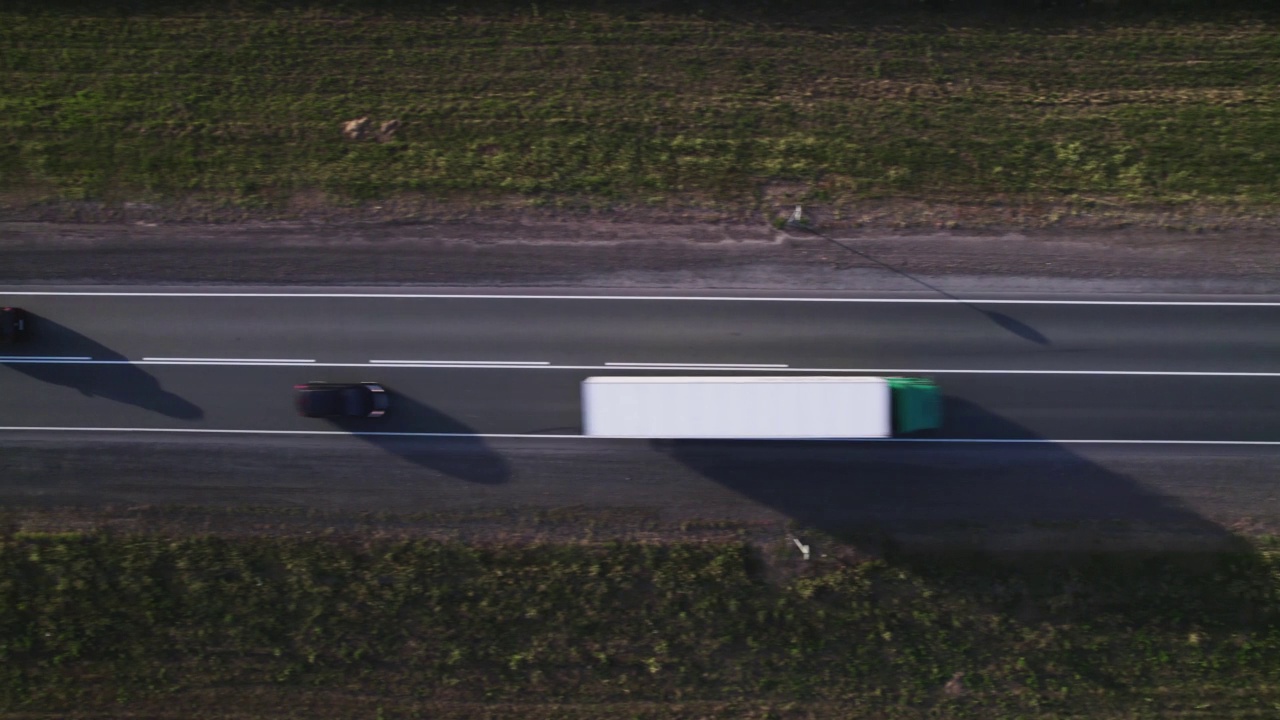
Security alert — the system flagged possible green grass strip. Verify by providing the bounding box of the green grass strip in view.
[2,532,1280,717]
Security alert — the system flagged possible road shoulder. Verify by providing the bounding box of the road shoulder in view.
[2,220,1278,294]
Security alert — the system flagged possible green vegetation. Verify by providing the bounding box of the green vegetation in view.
[2,5,1280,221]
[3,530,1280,718]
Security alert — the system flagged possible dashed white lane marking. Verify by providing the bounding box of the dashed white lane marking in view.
[370,360,550,365]
[0,358,1277,376]
[0,426,1277,445]
[3,291,1280,306]
[143,357,315,363]
[605,362,790,368]
[0,355,91,361]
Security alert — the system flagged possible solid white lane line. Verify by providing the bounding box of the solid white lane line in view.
[4,291,1280,306]
[0,356,92,361]
[605,362,790,368]
[0,426,1277,445]
[2,358,1278,377]
[369,360,551,365]
[142,357,315,363]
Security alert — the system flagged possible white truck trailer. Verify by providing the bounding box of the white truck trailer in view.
[581,376,942,439]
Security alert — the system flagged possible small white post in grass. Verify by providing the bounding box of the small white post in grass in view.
[784,204,811,231]
[792,537,811,560]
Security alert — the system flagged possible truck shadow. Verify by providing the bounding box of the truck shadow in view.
[665,397,1225,534]
[330,391,509,485]
[2,313,202,420]
[665,397,1265,698]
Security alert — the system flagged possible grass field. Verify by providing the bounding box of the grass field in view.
[2,5,1280,223]
[2,527,1280,718]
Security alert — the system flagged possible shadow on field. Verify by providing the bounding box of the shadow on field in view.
[330,391,509,484]
[666,396,1272,697]
[666,396,1227,536]
[2,313,203,420]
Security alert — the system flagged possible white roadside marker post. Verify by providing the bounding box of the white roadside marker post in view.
[792,537,811,560]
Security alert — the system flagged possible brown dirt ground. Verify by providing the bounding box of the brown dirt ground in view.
[1,211,1278,288]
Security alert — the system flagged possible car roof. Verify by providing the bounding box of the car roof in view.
[302,387,345,415]
[299,384,368,416]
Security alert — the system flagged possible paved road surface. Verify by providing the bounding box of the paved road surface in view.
[0,433,1275,535]
[1,288,1277,438]
[4,288,1280,372]
[2,365,1279,441]
[1,287,1277,532]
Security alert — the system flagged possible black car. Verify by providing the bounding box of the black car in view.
[294,382,389,418]
[0,307,28,343]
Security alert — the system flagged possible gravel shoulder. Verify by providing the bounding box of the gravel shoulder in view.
[1,433,1277,545]
[1,220,1278,293]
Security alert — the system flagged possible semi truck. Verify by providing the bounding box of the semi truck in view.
[581,376,942,439]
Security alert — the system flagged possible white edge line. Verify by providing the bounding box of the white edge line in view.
[143,357,316,363]
[605,362,790,368]
[0,426,1276,445]
[369,360,551,365]
[0,358,1277,377]
[3,291,1280,306]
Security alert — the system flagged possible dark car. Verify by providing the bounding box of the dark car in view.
[294,382,389,418]
[0,307,28,343]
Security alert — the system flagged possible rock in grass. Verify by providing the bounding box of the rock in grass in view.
[341,116,371,140]
[376,119,402,142]
[943,671,967,697]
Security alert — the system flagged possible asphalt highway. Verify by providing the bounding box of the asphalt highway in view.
[2,287,1279,533]
[1,433,1275,535]
[1,365,1279,442]
[4,290,1280,373]
[1,289,1278,441]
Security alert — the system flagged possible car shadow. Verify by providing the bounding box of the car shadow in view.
[330,391,509,485]
[2,312,202,420]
